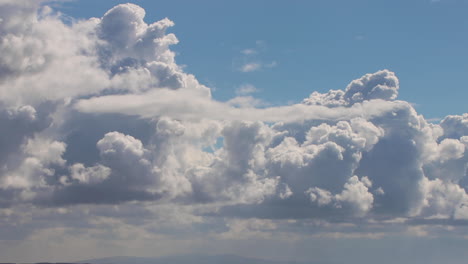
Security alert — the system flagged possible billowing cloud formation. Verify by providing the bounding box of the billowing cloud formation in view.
[0,1,468,252]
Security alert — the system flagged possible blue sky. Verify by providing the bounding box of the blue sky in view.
[57,0,468,119]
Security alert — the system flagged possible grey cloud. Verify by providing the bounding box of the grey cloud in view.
[0,103,57,195]
[45,131,163,205]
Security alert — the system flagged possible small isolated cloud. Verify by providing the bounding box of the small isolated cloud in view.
[240,62,261,72]
[236,41,277,73]
[235,84,258,96]
[265,60,277,68]
[239,61,277,72]
[241,48,257,55]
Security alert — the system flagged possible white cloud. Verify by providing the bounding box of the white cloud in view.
[306,176,374,216]
[69,163,110,184]
[74,88,412,123]
[241,48,257,55]
[240,62,261,72]
[235,84,258,96]
[335,176,374,216]
[307,187,333,206]
[237,41,277,73]
[239,61,277,72]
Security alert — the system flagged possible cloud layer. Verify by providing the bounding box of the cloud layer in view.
[0,1,468,260]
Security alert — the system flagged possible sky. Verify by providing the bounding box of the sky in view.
[55,0,468,119]
[0,0,467,263]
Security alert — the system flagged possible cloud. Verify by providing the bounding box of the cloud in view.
[241,48,257,55]
[0,2,467,257]
[240,62,261,72]
[68,163,110,184]
[236,41,277,73]
[307,175,374,216]
[239,61,277,72]
[74,87,412,123]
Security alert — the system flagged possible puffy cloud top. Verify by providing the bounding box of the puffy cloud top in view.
[100,3,148,48]
[344,69,399,103]
[303,69,399,107]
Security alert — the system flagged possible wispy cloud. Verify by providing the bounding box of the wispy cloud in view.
[240,62,261,72]
[235,83,258,95]
[236,41,277,72]
[241,48,257,55]
[265,61,277,68]
[239,61,277,72]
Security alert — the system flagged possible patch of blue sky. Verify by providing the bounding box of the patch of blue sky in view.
[55,0,468,119]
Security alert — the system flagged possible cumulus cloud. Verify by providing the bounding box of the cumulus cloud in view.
[0,1,467,250]
[307,175,374,217]
[68,163,110,184]
[303,69,399,106]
